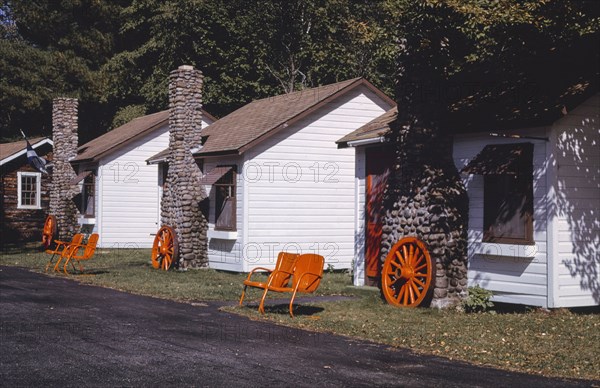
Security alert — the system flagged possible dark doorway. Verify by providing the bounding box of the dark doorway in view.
[365,145,394,286]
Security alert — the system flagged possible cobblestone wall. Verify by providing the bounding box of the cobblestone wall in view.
[382,124,469,308]
[161,65,208,268]
[49,97,80,240]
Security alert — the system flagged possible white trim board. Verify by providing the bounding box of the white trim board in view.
[0,138,53,166]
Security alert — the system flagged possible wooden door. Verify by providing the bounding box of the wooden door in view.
[365,146,394,286]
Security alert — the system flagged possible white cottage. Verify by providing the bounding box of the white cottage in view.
[71,109,214,248]
[338,93,599,308]
[155,78,394,272]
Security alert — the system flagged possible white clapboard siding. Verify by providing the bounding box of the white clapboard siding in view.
[551,93,600,307]
[453,129,551,307]
[205,156,245,271]
[97,118,212,249]
[243,85,391,272]
[353,146,367,286]
[97,125,170,248]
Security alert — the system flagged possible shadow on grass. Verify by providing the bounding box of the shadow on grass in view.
[67,270,111,276]
[492,302,600,315]
[258,303,325,317]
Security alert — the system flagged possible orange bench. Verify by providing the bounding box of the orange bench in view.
[239,251,299,308]
[45,234,84,273]
[240,253,325,317]
[62,233,99,274]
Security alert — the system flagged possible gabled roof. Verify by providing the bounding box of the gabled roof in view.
[0,137,53,166]
[338,36,598,146]
[336,107,397,147]
[73,109,216,164]
[195,78,395,156]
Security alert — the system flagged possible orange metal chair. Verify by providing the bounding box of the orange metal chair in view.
[258,253,325,317]
[239,251,299,307]
[62,233,99,274]
[44,234,84,273]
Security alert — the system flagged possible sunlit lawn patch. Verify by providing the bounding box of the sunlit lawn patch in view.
[226,293,599,381]
[2,243,598,380]
[0,243,350,301]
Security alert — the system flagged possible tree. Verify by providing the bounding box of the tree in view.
[1,0,129,142]
[381,0,599,305]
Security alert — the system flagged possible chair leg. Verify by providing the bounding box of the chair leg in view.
[239,285,248,306]
[258,287,271,314]
[288,289,301,318]
[53,256,64,273]
[45,254,57,272]
[63,256,77,275]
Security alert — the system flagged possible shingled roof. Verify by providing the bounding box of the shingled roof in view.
[338,35,598,147]
[0,137,52,165]
[73,109,216,164]
[336,107,397,146]
[194,78,395,156]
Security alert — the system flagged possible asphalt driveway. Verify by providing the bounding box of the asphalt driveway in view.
[0,266,595,387]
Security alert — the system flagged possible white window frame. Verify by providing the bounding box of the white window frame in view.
[17,171,42,210]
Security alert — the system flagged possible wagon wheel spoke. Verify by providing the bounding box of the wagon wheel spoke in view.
[412,247,421,266]
[413,277,426,288]
[414,262,428,272]
[394,284,404,303]
[408,245,415,265]
[151,226,178,270]
[394,251,406,266]
[381,237,435,307]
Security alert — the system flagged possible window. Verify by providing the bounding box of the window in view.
[483,173,533,244]
[81,173,95,217]
[214,168,236,231]
[17,172,41,209]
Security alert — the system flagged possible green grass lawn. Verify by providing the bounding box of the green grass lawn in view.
[1,244,599,381]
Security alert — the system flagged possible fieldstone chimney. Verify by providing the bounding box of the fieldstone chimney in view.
[382,125,469,308]
[161,65,208,268]
[49,97,80,239]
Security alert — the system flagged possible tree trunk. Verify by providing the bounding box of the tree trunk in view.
[381,32,469,308]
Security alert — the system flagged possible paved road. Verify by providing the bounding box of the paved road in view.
[0,266,595,387]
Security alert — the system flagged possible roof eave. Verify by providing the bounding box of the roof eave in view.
[0,138,54,166]
[237,78,395,155]
[193,149,240,158]
[73,118,169,164]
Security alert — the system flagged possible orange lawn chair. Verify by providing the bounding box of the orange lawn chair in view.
[257,253,325,317]
[62,233,99,275]
[239,251,299,308]
[45,234,84,273]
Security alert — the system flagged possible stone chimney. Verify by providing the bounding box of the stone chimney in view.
[161,65,209,268]
[49,97,80,239]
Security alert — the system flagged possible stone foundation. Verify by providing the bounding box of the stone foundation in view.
[161,65,209,268]
[49,98,80,240]
[382,124,469,308]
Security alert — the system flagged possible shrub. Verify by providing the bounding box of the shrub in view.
[463,285,494,313]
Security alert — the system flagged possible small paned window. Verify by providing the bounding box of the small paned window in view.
[483,173,533,244]
[81,173,95,217]
[17,172,41,209]
[214,169,236,231]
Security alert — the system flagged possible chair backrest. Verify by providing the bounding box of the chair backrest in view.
[269,252,299,288]
[81,233,99,259]
[65,234,84,255]
[71,234,84,247]
[292,254,325,293]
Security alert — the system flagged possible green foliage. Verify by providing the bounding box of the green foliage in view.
[463,285,494,313]
[1,0,598,143]
[111,104,147,129]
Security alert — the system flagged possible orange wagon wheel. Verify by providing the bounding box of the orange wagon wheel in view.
[42,215,57,249]
[151,226,179,270]
[381,237,435,307]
